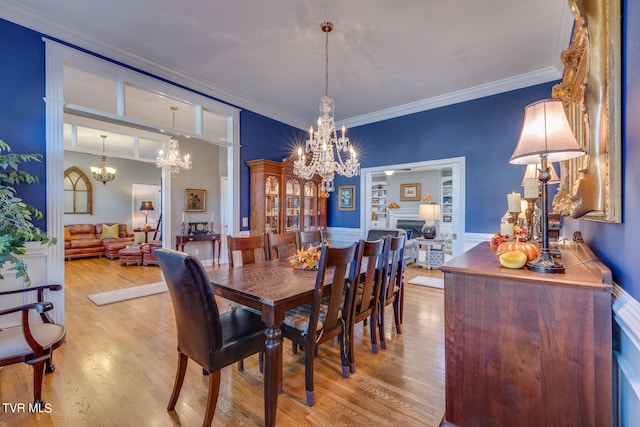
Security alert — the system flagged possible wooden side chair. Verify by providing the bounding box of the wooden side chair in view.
[155,249,266,426]
[281,241,364,406]
[378,235,405,350]
[266,232,299,260]
[347,236,388,373]
[227,234,269,267]
[0,284,66,406]
[297,230,323,249]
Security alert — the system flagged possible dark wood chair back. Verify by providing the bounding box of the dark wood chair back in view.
[378,235,405,350]
[297,230,323,249]
[266,232,299,260]
[155,249,266,425]
[227,234,268,267]
[280,240,364,406]
[347,236,388,372]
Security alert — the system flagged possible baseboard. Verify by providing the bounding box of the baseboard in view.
[612,284,640,427]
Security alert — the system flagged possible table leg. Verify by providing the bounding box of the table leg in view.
[264,325,282,427]
[211,239,216,265]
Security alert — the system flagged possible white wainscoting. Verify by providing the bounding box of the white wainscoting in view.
[324,227,365,247]
[613,284,640,427]
[462,232,493,252]
[0,243,57,328]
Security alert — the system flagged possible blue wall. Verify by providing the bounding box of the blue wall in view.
[327,82,557,231]
[1,5,639,302]
[0,19,46,229]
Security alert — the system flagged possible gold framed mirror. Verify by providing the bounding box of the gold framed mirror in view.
[551,0,621,223]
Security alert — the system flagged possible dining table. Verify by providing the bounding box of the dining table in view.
[207,257,330,427]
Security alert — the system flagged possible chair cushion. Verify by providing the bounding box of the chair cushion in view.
[283,303,341,334]
[0,323,66,359]
[100,223,120,239]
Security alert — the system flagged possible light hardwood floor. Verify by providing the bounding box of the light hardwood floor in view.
[1,256,445,426]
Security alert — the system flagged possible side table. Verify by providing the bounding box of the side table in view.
[414,238,446,269]
[175,233,221,265]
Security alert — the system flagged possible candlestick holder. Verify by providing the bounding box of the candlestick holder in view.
[181,222,187,235]
[523,198,537,240]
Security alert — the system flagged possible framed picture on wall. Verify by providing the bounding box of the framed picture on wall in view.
[185,189,206,212]
[338,186,356,211]
[400,183,421,201]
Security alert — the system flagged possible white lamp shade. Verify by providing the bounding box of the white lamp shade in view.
[510,99,585,165]
[419,203,441,220]
[521,163,560,185]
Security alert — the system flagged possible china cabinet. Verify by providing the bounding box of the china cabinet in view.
[247,157,326,235]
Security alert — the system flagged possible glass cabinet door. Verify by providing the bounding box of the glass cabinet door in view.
[304,182,318,231]
[285,178,300,232]
[265,176,280,233]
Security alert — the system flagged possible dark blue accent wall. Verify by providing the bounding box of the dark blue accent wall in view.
[2,5,639,302]
[0,19,46,229]
[334,82,558,233]
[239,110,308,231]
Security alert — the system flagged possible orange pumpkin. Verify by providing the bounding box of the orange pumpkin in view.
[496,241,540,262]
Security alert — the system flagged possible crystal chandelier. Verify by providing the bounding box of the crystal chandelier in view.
[155,106,192,176]
[90,134,117,185]
[293,21,360,197]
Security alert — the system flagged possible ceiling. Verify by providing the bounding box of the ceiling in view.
[1,1,573,130]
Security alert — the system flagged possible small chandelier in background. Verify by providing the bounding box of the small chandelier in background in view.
[293,21,360,197]
[90,134,117,185]
[155,106,192,176]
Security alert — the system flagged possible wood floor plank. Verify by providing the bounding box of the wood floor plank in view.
[0,257,445,426]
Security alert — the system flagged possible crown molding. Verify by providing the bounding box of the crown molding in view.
[340,66,561,129]
[1,1,569,132]
[0,2,308,130]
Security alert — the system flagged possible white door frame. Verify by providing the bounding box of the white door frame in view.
[360,157,466,256]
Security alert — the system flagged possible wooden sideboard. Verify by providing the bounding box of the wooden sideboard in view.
[439,234,612,427]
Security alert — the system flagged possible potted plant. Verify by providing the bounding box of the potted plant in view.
[0,140,56,285]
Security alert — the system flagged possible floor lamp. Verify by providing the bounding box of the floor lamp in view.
[509,99,585,273]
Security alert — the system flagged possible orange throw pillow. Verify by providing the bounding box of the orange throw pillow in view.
[64,227,72,241]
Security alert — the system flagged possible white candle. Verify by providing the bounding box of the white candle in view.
[507,192,521,213]
[500,222,514,237]
[523,178,538,199]
[182,212,185,223]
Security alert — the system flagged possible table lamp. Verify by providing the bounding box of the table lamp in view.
[139,201,154,227]
[419,203,441,239]
[510,99,585,273]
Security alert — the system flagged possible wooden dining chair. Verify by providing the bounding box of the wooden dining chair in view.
[155,249,266,426]
[281,241,363,406]
[227,234,269,267]
[347,236,388,373]
[378,235,405,350]
[297,230,324,249]
[266,232,299,260]
[0,284,66,406]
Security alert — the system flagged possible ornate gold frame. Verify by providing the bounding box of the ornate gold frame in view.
[551,0,621,223]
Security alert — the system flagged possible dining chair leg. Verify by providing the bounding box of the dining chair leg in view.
[237,360,245,371]
[393,299,402,334]
[348,321,356,374]
[45,352,56,374]
[258,352,264,373]
[339,332,350,378]
[369,311,379,354]
[167,352,188,411]
[203,370,221,427]
[378,306,387,350]
[32,360,45,405]
[304,343,315,407]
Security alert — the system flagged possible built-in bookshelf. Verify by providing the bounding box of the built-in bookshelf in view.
[371,181,388,228]
[440,176,453,249]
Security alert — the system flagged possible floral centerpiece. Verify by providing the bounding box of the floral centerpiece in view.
[290,245,322,270]
[489,225,528,248]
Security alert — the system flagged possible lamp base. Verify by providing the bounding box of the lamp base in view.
[421,222,436,239]
[526,251,565,274]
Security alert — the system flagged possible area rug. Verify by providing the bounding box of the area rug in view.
[88,281,168,306]
[407,276,444,289]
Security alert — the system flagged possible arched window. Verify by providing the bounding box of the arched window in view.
[64,166,92,214]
